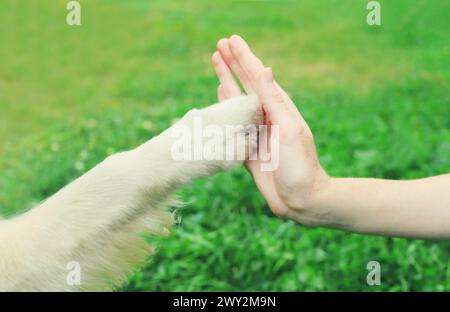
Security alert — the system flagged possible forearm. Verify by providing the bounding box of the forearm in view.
[307,174,450,239]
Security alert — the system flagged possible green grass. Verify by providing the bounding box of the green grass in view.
[0,0,449,291]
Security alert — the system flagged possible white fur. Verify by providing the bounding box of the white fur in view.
[0,95,262,291]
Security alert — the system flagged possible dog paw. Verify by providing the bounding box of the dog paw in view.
[200,95,263,129]
[171,95,263,171]
[204,95,263,170]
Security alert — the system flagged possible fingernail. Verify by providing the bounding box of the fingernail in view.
[230,34,241,42]
[217,38,228,49]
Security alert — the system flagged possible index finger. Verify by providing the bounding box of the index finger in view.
[217,38,253,94]
[229,35,265,88]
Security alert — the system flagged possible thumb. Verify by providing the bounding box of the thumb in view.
[255,68,290,125]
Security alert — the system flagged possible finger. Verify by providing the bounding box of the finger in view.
[212,51,242,98]
[227,35,304,124]
[217,84,226,101]
[273,81,302,119]
[216,38,253,93]
[229,35,265,88]
[255,68,291,124]
[273,81,310,130]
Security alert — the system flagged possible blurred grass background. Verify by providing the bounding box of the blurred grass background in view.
[0,0,449,291]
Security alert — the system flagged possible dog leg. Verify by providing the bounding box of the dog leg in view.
[0,95,262,291]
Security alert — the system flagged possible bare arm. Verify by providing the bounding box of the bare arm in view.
[306,175,450,239]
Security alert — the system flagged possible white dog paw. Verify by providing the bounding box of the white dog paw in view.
[200,95,263,129]
[170,95,263,171]
[204,95,263,170]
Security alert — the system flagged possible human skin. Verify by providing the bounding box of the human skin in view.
[212,34,450,240]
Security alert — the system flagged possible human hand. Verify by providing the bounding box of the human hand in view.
[212,35,330,225]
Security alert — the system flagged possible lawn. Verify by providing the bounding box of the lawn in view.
[0,0,449,291]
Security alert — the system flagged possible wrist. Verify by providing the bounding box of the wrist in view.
[286,169,336,227]
[303,168,333,209]
[304,176,361,230]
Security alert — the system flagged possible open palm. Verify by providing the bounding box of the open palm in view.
[211,35,328,223]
